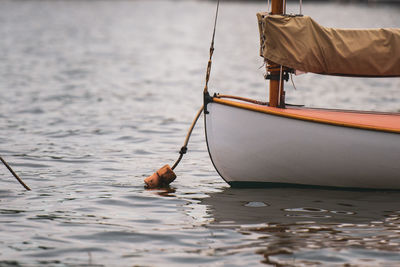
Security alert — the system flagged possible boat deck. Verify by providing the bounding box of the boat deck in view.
[213,97,400,134]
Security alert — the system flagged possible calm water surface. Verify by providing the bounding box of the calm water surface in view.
[1,0,400,266]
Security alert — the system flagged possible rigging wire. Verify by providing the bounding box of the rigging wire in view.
[290,73,297,90]
[203,0,220,94]
[300,0,303,15]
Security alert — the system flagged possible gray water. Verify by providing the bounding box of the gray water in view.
[1,0,400,266]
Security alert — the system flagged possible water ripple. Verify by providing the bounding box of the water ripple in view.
[0,0,399,266]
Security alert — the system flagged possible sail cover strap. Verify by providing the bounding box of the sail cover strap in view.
[257,13,400,77]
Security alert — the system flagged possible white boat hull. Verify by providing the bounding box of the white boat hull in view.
[205,101,400,189]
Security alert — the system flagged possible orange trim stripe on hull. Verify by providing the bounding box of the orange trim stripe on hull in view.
[213,98,400,134]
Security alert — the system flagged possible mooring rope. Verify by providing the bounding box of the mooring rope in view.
[172,0,220,170]
[171,105,204,170]
[162,0,220,173]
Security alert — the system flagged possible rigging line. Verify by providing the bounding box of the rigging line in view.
[258,60,266,69]
[290,72,297,90]
[299,0,303,15]
[211,0,220,48]
[203,0,220,94]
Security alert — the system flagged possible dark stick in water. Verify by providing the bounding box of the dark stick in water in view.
[0,156,31,191]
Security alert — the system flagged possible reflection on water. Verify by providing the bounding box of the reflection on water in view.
[203,188,400,265]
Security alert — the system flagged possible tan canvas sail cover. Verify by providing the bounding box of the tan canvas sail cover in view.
[257,13,400,77]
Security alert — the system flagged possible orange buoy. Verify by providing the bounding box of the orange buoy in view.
[144,164,176,188]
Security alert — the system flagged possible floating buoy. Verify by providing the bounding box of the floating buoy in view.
[144,164,176,188]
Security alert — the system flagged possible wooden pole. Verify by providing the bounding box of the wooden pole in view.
[268,0,285,107]
[0,156,31,191]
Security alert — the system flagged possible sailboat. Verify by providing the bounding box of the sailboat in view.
[203,0,400,189]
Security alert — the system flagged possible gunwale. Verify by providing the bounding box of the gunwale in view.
[212,97,400,134]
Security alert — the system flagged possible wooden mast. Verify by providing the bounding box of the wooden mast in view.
[268,0,285,108]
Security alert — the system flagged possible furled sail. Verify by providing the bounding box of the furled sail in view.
[257,13,400,77]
